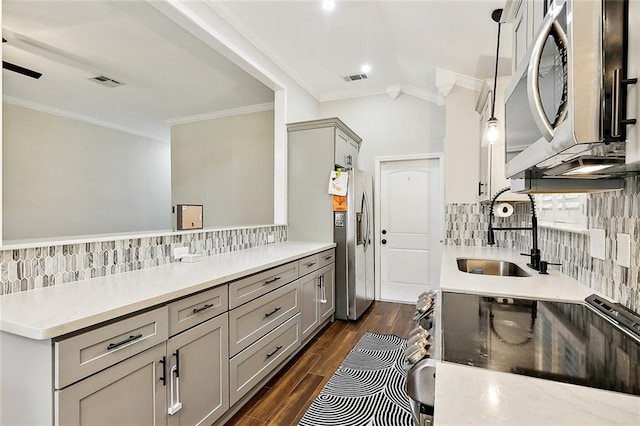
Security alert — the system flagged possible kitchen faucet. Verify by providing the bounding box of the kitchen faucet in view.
[487,187,540,271]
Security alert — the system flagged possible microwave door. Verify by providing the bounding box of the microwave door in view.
[527,10,569,142]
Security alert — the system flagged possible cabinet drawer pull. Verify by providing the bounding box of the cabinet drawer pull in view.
[192,303,214,314]
[266,345,283,359]
[305,262,317,267]
[264,306,282,318]
[324,255,333,260]
[264,276,281,285]
[107,333,143,351]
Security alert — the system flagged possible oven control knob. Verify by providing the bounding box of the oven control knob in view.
[407,334,430,348]
[408,325,429,339]
[406,346,432,365]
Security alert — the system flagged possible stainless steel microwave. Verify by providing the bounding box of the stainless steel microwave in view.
[504,0,636,188]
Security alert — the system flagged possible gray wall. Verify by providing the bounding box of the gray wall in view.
[2,103,171,241]
[318,93,445,178]
[171,110,274,227]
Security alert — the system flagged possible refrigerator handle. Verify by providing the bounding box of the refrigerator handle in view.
[362,190,372,252]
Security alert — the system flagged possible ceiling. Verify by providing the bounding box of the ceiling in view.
[2,1,512,141]
[213,0,513,101]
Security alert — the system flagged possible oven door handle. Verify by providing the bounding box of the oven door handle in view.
[527,14,569,142]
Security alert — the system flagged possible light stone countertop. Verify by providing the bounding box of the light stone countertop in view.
[0,241,334,340]
[434,245,640,425]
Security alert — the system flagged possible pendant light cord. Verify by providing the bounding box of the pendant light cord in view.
[491,21,502,118]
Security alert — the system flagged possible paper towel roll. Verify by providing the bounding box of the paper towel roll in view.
[495,202,514,218]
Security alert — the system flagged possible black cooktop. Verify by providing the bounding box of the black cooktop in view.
[441,292,640,396]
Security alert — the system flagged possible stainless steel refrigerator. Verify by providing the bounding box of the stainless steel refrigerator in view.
[333,168,374,320]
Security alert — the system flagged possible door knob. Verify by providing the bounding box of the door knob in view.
[382,239,387,244]
[382,229,387,235]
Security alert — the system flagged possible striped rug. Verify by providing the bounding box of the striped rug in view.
[298,332,412,426]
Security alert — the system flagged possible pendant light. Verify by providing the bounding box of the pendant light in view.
[486,8,503,145]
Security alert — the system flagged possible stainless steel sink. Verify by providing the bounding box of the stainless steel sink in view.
[456,258,531,277]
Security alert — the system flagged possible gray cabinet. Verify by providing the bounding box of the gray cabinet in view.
[288,118,362,242]
[335,127,359,169]
[56,343,167,426]
[166,313,229,426]
[300,254,335,341]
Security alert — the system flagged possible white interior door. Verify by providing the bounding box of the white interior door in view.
[377,157,443,303]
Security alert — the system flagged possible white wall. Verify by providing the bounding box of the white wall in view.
[2,103,171,241]
[318,94,445,178]
[171,110,274,227]
[444,85,480,203]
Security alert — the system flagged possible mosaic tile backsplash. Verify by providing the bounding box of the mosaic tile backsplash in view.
[0,225,287,295]
[445,176,640,313]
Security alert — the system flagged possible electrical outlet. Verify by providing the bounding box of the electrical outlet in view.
[173,246,189,260]
[589,229,606,260]
[616,233,631,268]
[267,233,275,244]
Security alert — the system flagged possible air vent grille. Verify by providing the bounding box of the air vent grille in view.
[89,75,125,88]
[342,73,368,82]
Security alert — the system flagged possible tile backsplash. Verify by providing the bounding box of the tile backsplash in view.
[445,176,639,313]
[0,225,287,295]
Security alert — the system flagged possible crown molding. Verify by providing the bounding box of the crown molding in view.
[318,83,439,105]
[454,73,485,91]
[165,102,275,126]
[3,96,169,143]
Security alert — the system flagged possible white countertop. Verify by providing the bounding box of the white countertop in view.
[0,241,334,340]
[434,245,640,425]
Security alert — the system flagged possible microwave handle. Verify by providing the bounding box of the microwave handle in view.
[527,15,568,142]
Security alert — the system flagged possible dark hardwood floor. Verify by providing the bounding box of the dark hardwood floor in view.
[224,301,416,426]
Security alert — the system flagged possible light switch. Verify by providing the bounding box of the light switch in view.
[589,229,606,260]
[616,233,631,268]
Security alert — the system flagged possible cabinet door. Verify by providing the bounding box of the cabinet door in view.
[318,265,335,323]
[513,0,528,72]
[300,272,320,340]
[346,141,358,169]
[478,90,491,202]
[56,344,167,426]
[167,313,229,426]
[334,128,349,167]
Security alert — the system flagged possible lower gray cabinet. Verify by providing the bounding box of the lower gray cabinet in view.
[300,263,336,341]
[55,343,167,426]
[318,264,335,324]
[55,313,229,426]
[166,313,229,426]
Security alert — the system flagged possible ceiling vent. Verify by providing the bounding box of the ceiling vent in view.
[342,73,368,82]
[88,75,125,88]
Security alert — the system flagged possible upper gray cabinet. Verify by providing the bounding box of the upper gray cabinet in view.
[335,128,360,169]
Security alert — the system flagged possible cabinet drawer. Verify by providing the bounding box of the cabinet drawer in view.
[55,307,168,389]
[168,285,228,336]
[229,261,298,309]
[317,249,335,269]
[298,254,320,276]
[229,281,299,357]
[229,314,301,406]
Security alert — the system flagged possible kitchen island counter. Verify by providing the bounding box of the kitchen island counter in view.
[434,245,639,425]
[0,241,335,340]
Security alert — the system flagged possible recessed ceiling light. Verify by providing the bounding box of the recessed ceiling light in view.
[322,1,336,11]
[361,64,372,73]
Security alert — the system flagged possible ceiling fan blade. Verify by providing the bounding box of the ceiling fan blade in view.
[2,61,43,79]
